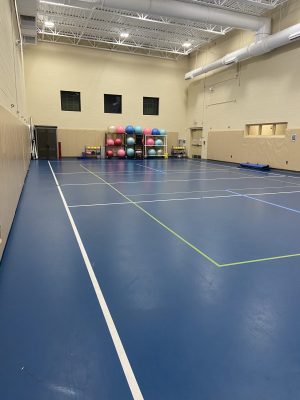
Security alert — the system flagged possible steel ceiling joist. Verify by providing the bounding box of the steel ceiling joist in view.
[35,0,288,59]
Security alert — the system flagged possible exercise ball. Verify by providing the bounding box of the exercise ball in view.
[135,126,143,135]
[107,138,114,146]
[127,148,135,157]
[146,138,154,146]
[155,139,163,146]
[117,148,125,158]
[106,150,113,158]
[116,126,125,134]
[143,127,152,136]
[152,128,160,135]
[157,149,163,156]
[114,138,122,146]
[127,136,135,145]
[108,126,117,134]
[159,129,167,135]
[125,125,135,134]
[148,149,156,156]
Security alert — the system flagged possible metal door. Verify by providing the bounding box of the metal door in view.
[36,126,58,160]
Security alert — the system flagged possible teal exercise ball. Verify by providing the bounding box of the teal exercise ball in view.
[127,136,135,145]
[148,149,156,156]
[127,148,135,157]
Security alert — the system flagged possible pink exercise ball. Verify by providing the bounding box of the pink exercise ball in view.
[114,138,122,146]
[117,149,125,158]
[107,138,114,146]
[116,126,125,134]
[143,127,152,135]
[146,138,155,146]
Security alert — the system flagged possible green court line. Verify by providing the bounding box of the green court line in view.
[79,164,300,269]
[80,165,220,267]
[219,253,300,267]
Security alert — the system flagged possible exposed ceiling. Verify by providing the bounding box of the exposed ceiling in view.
[30,0,289,60]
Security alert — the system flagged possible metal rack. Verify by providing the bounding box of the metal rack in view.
[143,134,168,158]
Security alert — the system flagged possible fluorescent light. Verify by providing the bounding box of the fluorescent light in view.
[182,42,192,48]
[288,31,300,40]
[44,21,55,28]
[120,32,129,39]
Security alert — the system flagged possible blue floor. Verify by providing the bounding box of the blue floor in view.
[1,158,300,399]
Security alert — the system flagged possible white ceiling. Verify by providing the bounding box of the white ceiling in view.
[34,0,288,60]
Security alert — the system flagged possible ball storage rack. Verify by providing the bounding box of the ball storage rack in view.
[125,133,144,159]
[105,131,125,158]
[143,134,168,158]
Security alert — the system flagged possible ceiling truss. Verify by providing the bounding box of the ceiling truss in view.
[36,0,289,59]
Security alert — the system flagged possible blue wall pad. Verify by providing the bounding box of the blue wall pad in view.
[240,162,270,171]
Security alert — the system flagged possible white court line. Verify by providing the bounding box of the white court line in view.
[68,194,242,208]
[68,189,300,209]
[48,161,143,400]
[247,190,300,197]
[55,171,91,175]
[136,164,164,173]
[60,175,269,186]
[126,185,300,197]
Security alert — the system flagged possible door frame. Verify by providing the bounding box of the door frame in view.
[189,127,203,159]
[35,125,58,160]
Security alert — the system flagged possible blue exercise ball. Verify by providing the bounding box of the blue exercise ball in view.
[152,128,160,135]
[155,139,163,146]
[159,129,166,135]
[125,125,135,134]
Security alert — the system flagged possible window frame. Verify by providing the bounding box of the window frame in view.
[143,96,159,116]
[246,122,288,137]
[104,93,122,114]
[60,90,81,112]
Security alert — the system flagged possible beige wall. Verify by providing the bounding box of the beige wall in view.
[58,128,178,157]
[207,129,300,171]
[0,0,30,261]
[186,0,300,169]
[24,42,188,155]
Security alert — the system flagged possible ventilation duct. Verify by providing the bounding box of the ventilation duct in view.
[185,23,300,80]
[40,0,271,40]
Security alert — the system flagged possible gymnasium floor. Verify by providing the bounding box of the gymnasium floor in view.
[1,158,300,399]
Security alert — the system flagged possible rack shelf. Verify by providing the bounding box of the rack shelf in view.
[143,134,168,158]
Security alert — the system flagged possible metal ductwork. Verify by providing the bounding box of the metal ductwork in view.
[41,0,271,40]
[185,23,300,80]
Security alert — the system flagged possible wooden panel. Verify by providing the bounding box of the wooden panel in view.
[166,132,179,154]
[207,129,300,171]
[57,129,105,157]
[0,106,30,260]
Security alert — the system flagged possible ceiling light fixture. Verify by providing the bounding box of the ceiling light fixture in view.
[44,21,55,28]
[182,42,192,48]
[120,32,129,39]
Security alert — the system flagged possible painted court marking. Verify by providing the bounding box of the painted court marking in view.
[68,193,242,208]
[227,189,300,215]
[60,175,270,186]
[79,164,219,267]
[67,189,300,208]
[126,185,300,198]
[136,164,164,173]
[48,161,143,400]
[78,164,300,268]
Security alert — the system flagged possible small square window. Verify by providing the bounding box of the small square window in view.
[104,94,122,114]
[60,91,81,112]
[143,97,159,115]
